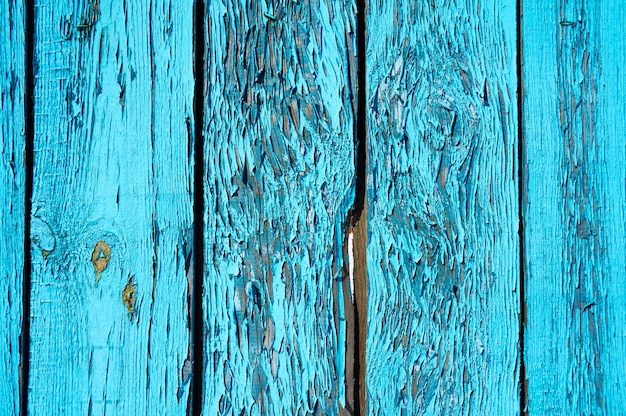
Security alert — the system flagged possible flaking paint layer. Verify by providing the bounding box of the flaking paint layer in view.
[523,1,626,413]
[0,1,25,414]
[28,1,195,414]
[202,0,357,414]
[366,1,520,414]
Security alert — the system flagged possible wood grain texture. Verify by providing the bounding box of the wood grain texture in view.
[0,1,25,414]
[202,0,356,414]
[29,1,195,414]
[522,1,626,413]
[366,1,520,414]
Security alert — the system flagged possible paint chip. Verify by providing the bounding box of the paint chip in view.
[91,240,111,284]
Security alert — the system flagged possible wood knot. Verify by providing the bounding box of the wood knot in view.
[31,216,56,258]
[122,276,137,320]
[91,240,111,284]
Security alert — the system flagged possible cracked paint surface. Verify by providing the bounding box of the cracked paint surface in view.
[366,1,520,414]
[28,1,195,414]
[202,0,357,414]
[5,1,624,414]
[523,1,626,413]
[0,1,25,414]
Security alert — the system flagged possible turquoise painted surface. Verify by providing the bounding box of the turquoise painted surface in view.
[366,1,520,414]
[1,1,624,414]
[0,1,25,414]
[202,0,357,414]
[522,1,626,414]
[29,1,195,414]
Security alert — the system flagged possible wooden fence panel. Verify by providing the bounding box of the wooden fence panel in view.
[2,1,623,413]
[29,1,195,414]
[366,1,520,414]
[0,1,25,414]
[202,0,357,414]
[522,1,626,413]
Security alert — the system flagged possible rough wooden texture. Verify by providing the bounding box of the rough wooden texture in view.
[366,1,520,414]
[202,0,356,413]
[0,1,25,414]
[29,1,195,414]
[522,1,626,413]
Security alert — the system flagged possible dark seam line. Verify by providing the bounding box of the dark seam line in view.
[192,0,206,414]
[22,0,35,415]
[516,0,528,414]
[352,0,367,414]
[354,0,367,223]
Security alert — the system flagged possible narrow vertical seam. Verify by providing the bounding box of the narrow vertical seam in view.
[21,0,35,415]
[516,0,528,414]
[192,0,206,414]
[353,0,368,414]
[354,1,367,219]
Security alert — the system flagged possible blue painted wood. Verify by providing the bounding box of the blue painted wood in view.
[29,1,195,414]
[0,1,25,414]
[202,0,357,414]
[522,1,626,413]
[366,1,520,414]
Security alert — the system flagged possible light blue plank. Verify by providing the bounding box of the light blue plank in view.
[0,1,25,414]
[29,1,195,414]
[366,1,520,414]
[522,1,626,413]
[202,0,357,414]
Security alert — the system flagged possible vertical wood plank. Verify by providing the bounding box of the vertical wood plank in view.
[0,1,25,414]
[522,1,626,413]
[366,1,520,414]
[29,1,195,414]
[202,0,357,414]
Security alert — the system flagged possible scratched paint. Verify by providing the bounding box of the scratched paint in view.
[28,1,195,414]
[522,1,626,413]
[202,0,356,414]
[366,1,520,414]
[0,1,25,414]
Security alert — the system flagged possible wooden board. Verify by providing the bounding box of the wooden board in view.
[366,1,520,414]
[28,1,195,414]
[0,1,25,414]
[522,1,626,413]
[202,0,357,414]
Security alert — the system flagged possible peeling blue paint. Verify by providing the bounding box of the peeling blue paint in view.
[0,1,25,414]
[1,1,625,414]
[28,1,195,414]
[366,1,520,414]
[202,0,356,414]
[523,1,626,414]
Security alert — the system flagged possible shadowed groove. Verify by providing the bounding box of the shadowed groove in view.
[516,0,528,414]
[353,0,367,413]
[21,0,35,414]
[192,0,206,413]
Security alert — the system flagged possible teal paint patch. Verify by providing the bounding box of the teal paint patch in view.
[522,1,626,413]
[28,1,195,414]
[0,1,25,414]
[202,0,356,414]
[366,1,520,414]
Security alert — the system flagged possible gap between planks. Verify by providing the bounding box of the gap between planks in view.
[343,0,369,413]
[21,0,35,414]
[516,0,528,414]
[192,0,206,413]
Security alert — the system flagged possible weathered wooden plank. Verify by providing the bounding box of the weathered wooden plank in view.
[0,1,25,414]
[202,0,357,413]
[29,1,195,414]
[522,1,626,413]
[366,1,520,414]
